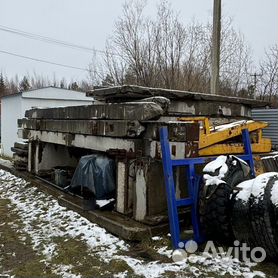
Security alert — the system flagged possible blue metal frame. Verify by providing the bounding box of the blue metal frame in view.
[159,127,255,249]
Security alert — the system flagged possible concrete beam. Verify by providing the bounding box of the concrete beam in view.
[20,119,145,138]
[24,130,139,152]
[25,102,164,121]
[87,85,268,108]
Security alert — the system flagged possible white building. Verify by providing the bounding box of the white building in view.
[1,87,94,157]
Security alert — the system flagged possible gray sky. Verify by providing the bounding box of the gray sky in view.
[1,0,277,83]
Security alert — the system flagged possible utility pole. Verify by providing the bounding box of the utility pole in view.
[250,72,262,99]
[210,0,221,95]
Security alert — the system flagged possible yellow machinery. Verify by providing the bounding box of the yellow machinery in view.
[177,117,271,156]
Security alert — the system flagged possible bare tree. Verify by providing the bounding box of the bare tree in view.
[258,45,278,101]
[89,0,253,96]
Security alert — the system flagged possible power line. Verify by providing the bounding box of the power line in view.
[0,49,88,71]
[0,24,109,55]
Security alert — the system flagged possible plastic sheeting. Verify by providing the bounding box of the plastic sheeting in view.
[69,154,116,199]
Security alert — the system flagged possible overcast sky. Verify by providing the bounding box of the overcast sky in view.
[1,0,277,83]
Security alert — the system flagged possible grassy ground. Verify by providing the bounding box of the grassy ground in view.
[0,170,277,278]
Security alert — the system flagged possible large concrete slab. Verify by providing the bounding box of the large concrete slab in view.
[25,102,164,121]
[19,119,145,138]
[19,119,199,141]
[87,85,268,108]
[21,129,140,151]
[87,85,268,117]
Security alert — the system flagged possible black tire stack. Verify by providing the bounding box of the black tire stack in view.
[232,173,278,261]
[11,142,28,171]
[199,154,278,261]
[199,155,252,244]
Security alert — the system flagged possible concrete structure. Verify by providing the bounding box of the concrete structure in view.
[19,86,269,226]
[1,87,94,157]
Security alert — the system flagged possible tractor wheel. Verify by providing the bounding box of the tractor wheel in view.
[199,158,251,244]
[231,179,255,247]
[249,175,278,261]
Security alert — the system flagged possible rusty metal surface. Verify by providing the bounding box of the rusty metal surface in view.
[143,122,199,142]
[261,155,278,172]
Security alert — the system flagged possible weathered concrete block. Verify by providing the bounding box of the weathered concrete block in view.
[20,118,145,138]
[87,85,268,117]
[25,102,164,121]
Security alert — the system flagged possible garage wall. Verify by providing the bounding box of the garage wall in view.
[1,87,94,157]
[1,95,22,157]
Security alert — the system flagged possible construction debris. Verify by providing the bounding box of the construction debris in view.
[17,85,270,228]
[11,142,28,171]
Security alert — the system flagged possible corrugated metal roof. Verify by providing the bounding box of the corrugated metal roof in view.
[252,109,278,146]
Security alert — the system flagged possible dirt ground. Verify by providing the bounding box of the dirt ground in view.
[0,169,277,278]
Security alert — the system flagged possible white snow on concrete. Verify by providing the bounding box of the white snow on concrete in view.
[251,172,278,202]
[235,179,255,203]
[0,168,268,278]
[271,179,278,207]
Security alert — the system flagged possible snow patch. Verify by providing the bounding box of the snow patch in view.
[213,120,252,132]
[151,236,162,241]
[235,179,255,203]
[203,155,227,175]
[271,179,278,207]
[96,198,114,207]
[251,172,278,202]
[0,168,268,278]
[203,174,226,186]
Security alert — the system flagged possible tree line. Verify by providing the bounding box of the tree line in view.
[0,0,277,104]
[0,73,91,97]
[89,0,278,103]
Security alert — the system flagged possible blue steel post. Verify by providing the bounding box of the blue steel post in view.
[160,127,205,248]
[242,128,256,177]
[159,127,181,249]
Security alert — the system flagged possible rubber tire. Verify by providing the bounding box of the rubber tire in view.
[199,182,234,244]
[199,164,251,244]
[231,182,255,247]
[249,176,278,261]
[271,179,278,253]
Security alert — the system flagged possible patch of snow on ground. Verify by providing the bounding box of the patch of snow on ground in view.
[0,158,13,169]
[235,179,255,203]
[0,169,268,278]
[156,246,172,258]
[271,179,278,207]
[251,172,278,202]
[152,236,162,241]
